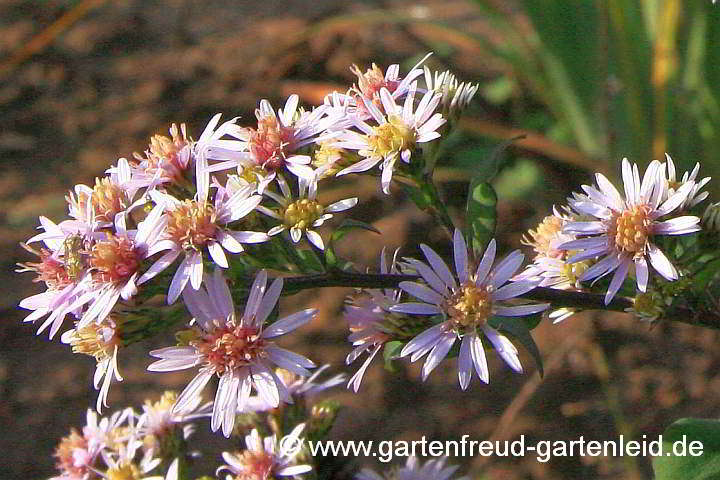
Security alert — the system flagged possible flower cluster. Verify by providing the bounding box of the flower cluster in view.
[520,155,708,305]
[49,394,205,480]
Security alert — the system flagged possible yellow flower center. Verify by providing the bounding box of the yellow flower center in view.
[68,321,117,362]
[90,177,127,222]
[191,324,268,375]
[368,115,415,158]
[611,205,652,255]
[445,283,493,329]
[283,199,324,231]
[90,235,140,283]
[562,251,592,285]
[523,215,564,257]
[107,463,142,480]
[167,200,218,250]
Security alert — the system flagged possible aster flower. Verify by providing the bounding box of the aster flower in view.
[147,269,317,437]
[62,316,123,412]
[344,249,403,392]
[664,153,710,210]
[560,158,702,304]
[136,391,212,457]
[390,229,548,388]
[356,456,467,480]
[203,97,336,192]
[348,53,432,119]
[217,424,312,479]
[258,174,357,250]
[141,184,268,304]
[99,432,163,480]
[67,158,136,227]
[126,123,193,196]
[332,85,445,194]
[18,221,98,338]
[71,205,167,327]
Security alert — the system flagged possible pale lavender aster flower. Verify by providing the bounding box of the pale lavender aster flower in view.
[344,248,402,392]
[356,456,468,480]
[148,269,317,437]
[258,174,357,250]
[391,229,548,389]
[141,184,268,304]
[217,424,312,479]
[560,158,701,304]
[332,84,445,194]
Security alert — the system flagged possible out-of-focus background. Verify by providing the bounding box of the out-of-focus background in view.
[2,0,720,478]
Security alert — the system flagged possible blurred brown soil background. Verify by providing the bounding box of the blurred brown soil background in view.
[2,1,720,479]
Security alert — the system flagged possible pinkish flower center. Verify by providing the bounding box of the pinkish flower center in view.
[610,205,652,255]
[368,115,415,158]
[249,115,296,171]
[231,450,275,480]
[54,429,90,478]
[18,243,72,289]
[283,199,324,230]
[351,63,400,99]
[445,283,492,329]
[192,324,268,375]
[91,235,140,283]
[167,200,218,251]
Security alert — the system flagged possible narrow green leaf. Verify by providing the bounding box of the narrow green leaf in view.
[489,316,544,377]
[653,418,720,480]
[466,181,497,257]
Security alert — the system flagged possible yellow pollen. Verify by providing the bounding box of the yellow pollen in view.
[91,177,127,222]
[611,205,651,255]
[445,283,493,329]
[368,115,415,158]
[562,251,592,285]
[283,199,324,230]
[106,463,141,480]
[167,200,218,250]
[191,324,268,375]
[90,235,139,283]
[523,215,564,257]
[68,322,117,362]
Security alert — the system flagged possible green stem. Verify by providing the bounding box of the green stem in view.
[406,173,456,239]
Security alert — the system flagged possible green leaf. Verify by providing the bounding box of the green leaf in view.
[295,248,325,273]
[466,181,497,257]
[325,219,381,270]
[383,341,405,372]
[489,316,544,377]
[653,418,720,480]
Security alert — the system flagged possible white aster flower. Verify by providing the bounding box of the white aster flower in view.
[258,174,357,250]
[332,85,445,194]
[217,424,312,479]
[391,230,548,388]
[560,158,701,304]
[356,456,468,480]
[148,269,317,437]
[68,158,137,227]
[664,153,710,209]
[141,184,268,304]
